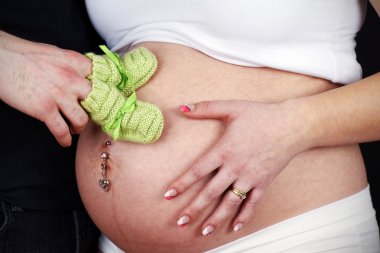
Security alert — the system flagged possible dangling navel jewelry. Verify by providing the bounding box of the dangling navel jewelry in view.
[98,140,111,192]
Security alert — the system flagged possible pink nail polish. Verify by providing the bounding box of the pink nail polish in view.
[177,215,190,227]
[164,189,177,200]
[202,225,214,236]
[179,104,194,113]
[233,223,243,232]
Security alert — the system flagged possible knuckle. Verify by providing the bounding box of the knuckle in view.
[251,189,264,202]
[196,101,211,112]
[224,196,242,208]
[39,98,56,117]
[230,166,243,177]
[58,67,77,83]
[220,148,233,162]
[204,187,219,202]
[47,120,70,145]
[82,79,92,93]
[186,206,200,217]
[174,179,186,192]
[236,204,257,224]
[236,214,249,225]
[78,114,89,127]
[244,201,258,211]
[49,83,66,98]
[64,50,83,61]
[69,107,89,129]
[69,104,80,117]
[53,122,69,139]
[79,80,92,100]
[190,166,203,180]
[65,50,91,68]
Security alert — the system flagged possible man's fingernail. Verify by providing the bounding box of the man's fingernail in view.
[202,225,215,236]
[177,215,190,226]
[179,104,194,112]
[164,189,177,200]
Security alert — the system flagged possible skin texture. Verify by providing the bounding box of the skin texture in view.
[168,70,380,233]
[0,31,92,146]
[76,42,369,253]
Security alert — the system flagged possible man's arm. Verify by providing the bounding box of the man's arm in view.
[0,30,92,146]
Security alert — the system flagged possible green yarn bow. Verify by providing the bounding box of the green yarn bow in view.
[103,91,137,140]
[99,45,128,91]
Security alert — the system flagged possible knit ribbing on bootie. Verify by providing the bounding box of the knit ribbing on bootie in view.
[85,46,157,95]
[81,78,164,143]
[118,100,163,143]
[85,52,122,87]
[81,78,126,128]
[121,47,157,96]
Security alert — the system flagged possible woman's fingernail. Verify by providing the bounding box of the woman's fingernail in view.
[202,225,215,236]
[233,223,243,232]
[179,104,194,113]
[164,189,177,200]
[177,215,190,226]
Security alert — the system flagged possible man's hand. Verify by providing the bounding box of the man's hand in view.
[0,31,92,146]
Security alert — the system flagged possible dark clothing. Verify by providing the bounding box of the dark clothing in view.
[0,0,102,251]
[0,200,99,253]
[0,0,100,54]
[356,3,380,226]
[0,0,103,210]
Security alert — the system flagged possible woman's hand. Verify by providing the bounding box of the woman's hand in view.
[0,31,92,146]
[164,99,314,235]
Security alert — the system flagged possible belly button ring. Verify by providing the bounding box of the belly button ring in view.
[99,140,112,192]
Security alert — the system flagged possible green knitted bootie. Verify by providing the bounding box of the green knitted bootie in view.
[82,45,164,143]
[81,78,164,143]
[86,46,157,95]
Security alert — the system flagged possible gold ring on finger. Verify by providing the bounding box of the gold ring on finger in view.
[230,187,248,200]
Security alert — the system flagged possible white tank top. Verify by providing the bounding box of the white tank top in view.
[86,0,366,84]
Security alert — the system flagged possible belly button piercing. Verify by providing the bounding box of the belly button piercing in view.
[99,140,111,192]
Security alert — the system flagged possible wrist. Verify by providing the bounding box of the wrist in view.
[280,97,321,152]
[0,30,31,52]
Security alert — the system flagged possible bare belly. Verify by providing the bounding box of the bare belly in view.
[76,42,367,253]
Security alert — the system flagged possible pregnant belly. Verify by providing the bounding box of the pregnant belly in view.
[76,42,367,252]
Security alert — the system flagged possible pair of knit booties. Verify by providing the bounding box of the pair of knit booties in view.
[81,45,163,143]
